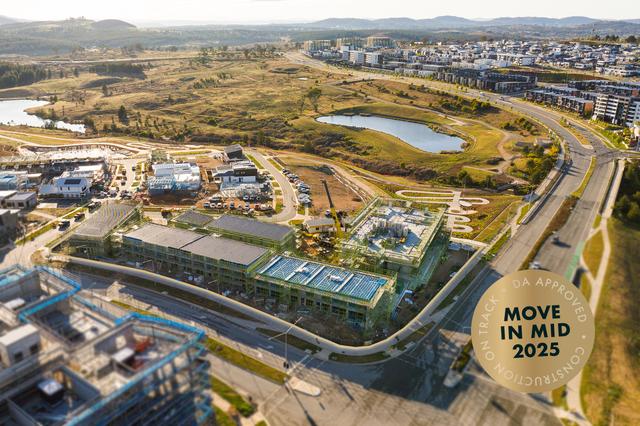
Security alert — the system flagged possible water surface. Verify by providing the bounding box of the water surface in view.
[0,99,85,133]
[317,114,464,153]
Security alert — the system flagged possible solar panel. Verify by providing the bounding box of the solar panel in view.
[63,179,82,185]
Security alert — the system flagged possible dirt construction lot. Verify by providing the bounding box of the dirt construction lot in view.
[281,156,363,216]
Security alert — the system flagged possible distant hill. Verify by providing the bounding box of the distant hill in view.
[304,15,636,30]
[91,19,136,30]
[0,15,21,26]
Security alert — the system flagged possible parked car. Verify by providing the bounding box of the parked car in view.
[203,202,211,208]
[58,220,71,230]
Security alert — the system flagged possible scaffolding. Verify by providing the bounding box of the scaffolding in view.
[0,266,213,426]
[340,197,448,289]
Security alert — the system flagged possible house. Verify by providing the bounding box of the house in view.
[3,192,37,210]
[0,190,17,206]
[223,144,245,162]
[40,177,91,199]
[214,161,258,184]
[304,217,336,234]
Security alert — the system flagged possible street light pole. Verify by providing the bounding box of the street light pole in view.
[267,316,303,370]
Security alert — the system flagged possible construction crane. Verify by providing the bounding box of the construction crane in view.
[321,179,343,238]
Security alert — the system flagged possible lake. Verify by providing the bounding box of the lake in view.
[0,99,85,133]
[317,114,464,153]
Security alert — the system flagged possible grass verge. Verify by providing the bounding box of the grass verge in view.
[256,328,321,353]
[583,230,604,276]
[485,229,511,260]
[520,196,577,269]
[212,377,256,417]
[16,222,56,245]
[245,153,265,170]
[552,385,569,410]
[392,323,434,351]
[329,352,389,363]
[214,407,236,426]
[572,156,596,198]
[581,219,640,425]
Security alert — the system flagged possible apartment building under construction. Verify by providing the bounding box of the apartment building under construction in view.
[0,265,213,425]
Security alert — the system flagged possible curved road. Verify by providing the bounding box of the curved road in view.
[248,150,299,223]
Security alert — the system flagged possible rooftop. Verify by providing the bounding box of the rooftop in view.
[208,215,293,242]
[6,192,36,202]
[72,202,138,239]
[0,190,16,199]
[182,235,269,266]
[304,217,335,227]
[224,144,243,154]
[125,223,269,266]
[257,255,390,302]
[124,223,201,249]
[174,210,214,228]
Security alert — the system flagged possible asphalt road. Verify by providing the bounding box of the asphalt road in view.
[266,53,621,425]
[249,150,299,223]
[18,53,616,426]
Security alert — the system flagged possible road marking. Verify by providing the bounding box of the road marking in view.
[565,241,584,280]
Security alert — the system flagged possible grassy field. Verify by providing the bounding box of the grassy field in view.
[461,194,520,241]
[583,230,604,276]
[582,219,640,426]
[3,56,541,184]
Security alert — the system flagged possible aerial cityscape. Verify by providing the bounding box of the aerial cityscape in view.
[0,1,638,425]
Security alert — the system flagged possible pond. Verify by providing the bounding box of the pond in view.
[317,114,464,153]
[0,99,85,133]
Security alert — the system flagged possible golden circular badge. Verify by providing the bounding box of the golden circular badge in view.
[471,270,594,393]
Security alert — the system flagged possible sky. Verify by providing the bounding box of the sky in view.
[2,0,637,24]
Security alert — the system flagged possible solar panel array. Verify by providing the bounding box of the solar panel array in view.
[258,256,388,302]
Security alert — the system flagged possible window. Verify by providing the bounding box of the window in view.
[29,343,39,355]
[13,351,24,363]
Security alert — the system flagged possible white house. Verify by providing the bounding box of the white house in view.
[40,177,91,199]
[214,161,258,184]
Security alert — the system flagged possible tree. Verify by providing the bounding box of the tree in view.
[457,170,473,187]
[306,87,322,112]
[627,203,640,222]
[302,140,315,153]
[102,84,109,97]
[73,68,79,78]
[118,105,129,124]
[625,35,637,44]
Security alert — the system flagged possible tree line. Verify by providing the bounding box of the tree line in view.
[614,161,640,224]
[0,62,49,89]
[89,63,147,79]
